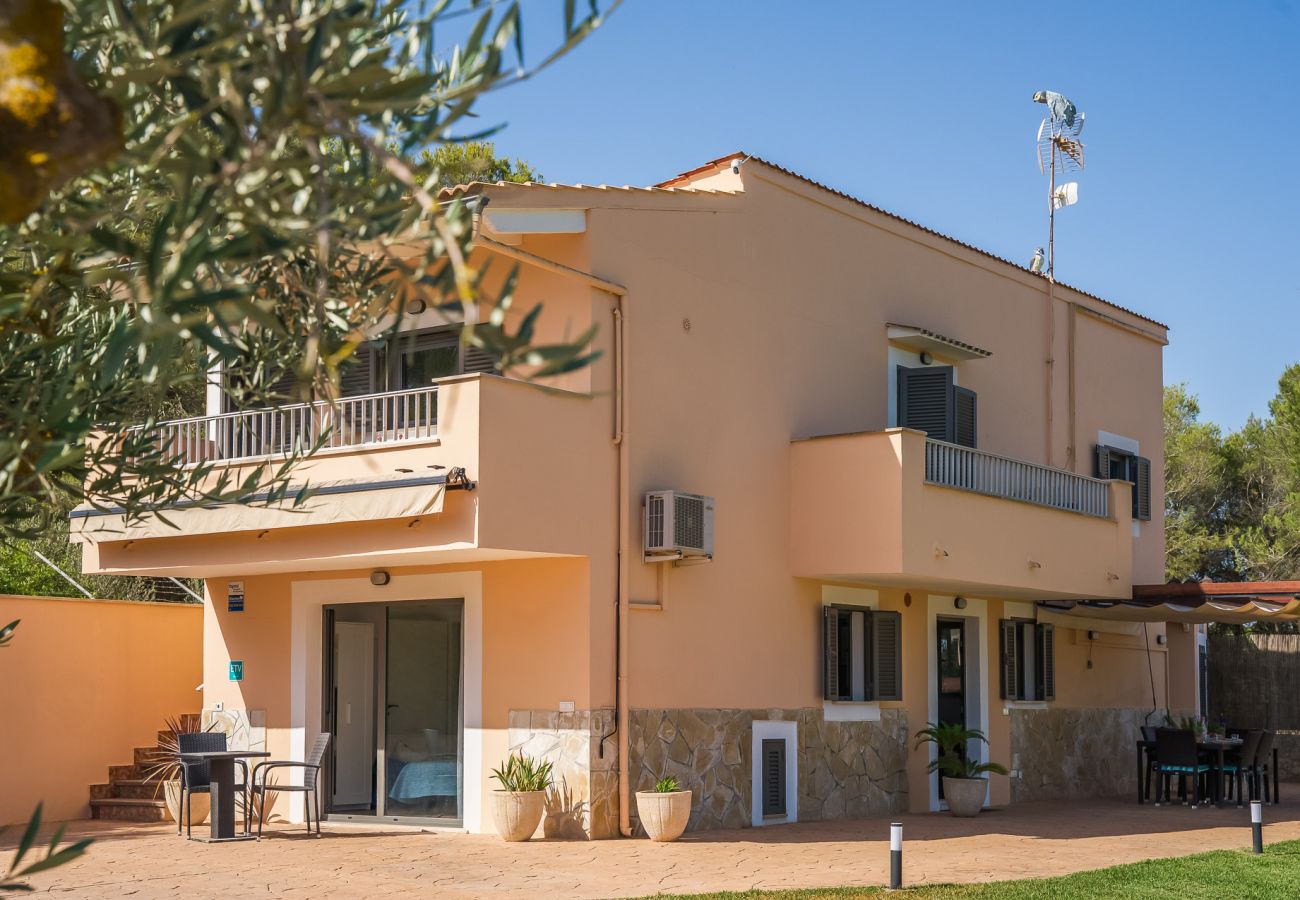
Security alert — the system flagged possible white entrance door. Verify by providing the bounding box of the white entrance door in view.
[332,622,375,807]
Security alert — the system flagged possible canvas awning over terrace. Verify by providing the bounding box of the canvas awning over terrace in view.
[69,474,447,543]
[1042,581,1300,625]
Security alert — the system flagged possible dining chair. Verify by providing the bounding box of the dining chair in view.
[1221,729,1262,806]
[1154,728,1210,809]
[250,733,331,838]
[1254,730,1276,804]
[1140,726,1160,803]
[175,732,249,839]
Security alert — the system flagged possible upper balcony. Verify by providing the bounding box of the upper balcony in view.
[71,375,609,577]
[790,428,1133,600]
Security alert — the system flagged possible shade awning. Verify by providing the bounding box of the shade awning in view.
[1041,581,1300,624]
[887,324,992,360]
[70,474,447,543]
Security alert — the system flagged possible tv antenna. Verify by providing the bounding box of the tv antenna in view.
[1033,90,1085,280]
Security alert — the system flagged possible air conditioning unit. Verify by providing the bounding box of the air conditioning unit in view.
[643,490,714,561]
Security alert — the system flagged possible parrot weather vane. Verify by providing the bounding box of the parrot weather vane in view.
[1030,90,1085,280]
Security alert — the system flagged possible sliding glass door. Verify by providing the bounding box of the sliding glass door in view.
[384,601,463,820]
[326,599,463,823]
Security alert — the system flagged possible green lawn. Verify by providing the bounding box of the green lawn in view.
[631,839,1300,899]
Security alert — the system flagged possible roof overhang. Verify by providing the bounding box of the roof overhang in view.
[887,324,992,361]
[1041,582,1300,624]
[482,207,587,236]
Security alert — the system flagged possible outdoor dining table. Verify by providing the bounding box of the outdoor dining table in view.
[1135,736,1278,807]
[178,749,271,842]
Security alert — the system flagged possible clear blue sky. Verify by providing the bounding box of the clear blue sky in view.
[464,0,1300,432]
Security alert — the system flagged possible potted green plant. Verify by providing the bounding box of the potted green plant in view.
[489,752,554,841]
[635,775,692,842]
[914,722,1007,818]
[1165,713,1206,740]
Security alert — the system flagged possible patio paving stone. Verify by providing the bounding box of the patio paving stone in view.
[7,791,1300,898]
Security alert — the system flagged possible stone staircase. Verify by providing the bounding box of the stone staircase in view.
[89,713,200,823]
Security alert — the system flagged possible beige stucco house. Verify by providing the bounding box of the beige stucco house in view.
[71,152,1201,839]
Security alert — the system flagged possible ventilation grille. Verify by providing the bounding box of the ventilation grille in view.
[761,738,786,817]
[673,494,706,549]
[646,493,666,550]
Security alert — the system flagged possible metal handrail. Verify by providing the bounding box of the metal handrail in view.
[924,438,1111,518]
[128,386,439,466]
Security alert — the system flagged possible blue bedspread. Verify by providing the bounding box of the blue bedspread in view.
[389,758,459,801]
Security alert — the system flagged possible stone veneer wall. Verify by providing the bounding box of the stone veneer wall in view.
[1009,707,1174,801]
[1273,732,1300,782]
[507,708,618,839]
[202,708,268,753]
[628,708,909,834]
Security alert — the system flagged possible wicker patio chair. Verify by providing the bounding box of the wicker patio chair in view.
[250,734,331,838]
[176,732,249,839]
[1154,728,1210,809]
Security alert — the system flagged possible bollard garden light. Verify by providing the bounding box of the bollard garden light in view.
[890,822,903,889]
[1251,800,1264,855]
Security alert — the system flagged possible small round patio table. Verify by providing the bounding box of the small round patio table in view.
[178,750,271,843]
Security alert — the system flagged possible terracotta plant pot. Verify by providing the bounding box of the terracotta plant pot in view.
[162,780,211,826]
[636,790,692,842]
[941,776,988,817]
[490,790,547,841]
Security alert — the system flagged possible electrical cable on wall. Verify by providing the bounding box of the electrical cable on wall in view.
[1143,621,1159,725]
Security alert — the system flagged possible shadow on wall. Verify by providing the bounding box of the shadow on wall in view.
[545,776,589,839]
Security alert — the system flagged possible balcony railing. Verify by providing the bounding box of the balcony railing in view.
[132,386,439,466]
[925,438,1111,518]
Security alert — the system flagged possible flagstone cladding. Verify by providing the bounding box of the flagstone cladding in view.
[1008,707,1194,802]
[507,708,618,839]
[628,708,909,834]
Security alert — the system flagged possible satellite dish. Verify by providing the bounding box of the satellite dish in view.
[1052,182,1079,209]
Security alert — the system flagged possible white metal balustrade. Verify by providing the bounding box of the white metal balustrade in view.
[132,386,439,466]
[925,438,1111,518]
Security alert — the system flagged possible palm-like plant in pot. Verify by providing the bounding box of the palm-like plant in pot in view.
[141,716,210,828]
[914,722,1007,817]
[635,775,692,842]
[490,753,554,841]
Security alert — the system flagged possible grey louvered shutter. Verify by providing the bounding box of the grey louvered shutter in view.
[870,610,903,701]
[897,366,954,441]
[1094,444,1113,479]
[954,386,977,448]
[462,343,501,375]
[823,607,842,701]
[1134,456,1152,521]
[1036,623,1056,701]
[999,620,1022,700]
[760,738,786,816]
[339,343,382,397]
[266,368,299,403]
